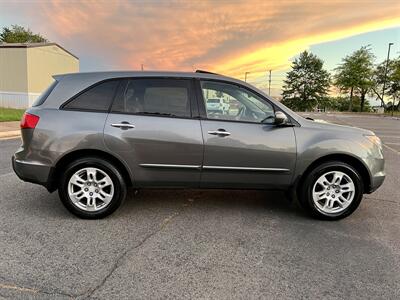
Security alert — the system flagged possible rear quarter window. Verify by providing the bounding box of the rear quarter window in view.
[63,80,119,112]
[32,80,58,107]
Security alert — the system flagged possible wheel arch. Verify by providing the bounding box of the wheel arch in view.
[296,153,371,195]
[49,149,133,191]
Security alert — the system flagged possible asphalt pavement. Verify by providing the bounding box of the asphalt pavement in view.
[0,113,399,299]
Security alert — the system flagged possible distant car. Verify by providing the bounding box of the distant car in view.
[206,98,229,114]
[13,71,385,220]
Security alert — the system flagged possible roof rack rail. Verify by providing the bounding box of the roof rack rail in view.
[195,70,220,75]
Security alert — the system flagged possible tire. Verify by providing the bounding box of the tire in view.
[58,157,127,219]
[298,161,364,220]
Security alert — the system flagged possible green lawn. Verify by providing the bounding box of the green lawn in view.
[384,110,400,116]
[0,107,25,122]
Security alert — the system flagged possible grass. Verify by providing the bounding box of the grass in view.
[0,107,25,122]
[384,110,400,116]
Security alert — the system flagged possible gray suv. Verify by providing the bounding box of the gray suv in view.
[12,71,385,220]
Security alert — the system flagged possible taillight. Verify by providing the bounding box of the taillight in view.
[20,113,40,129]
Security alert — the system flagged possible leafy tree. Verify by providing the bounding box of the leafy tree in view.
[0,25,48,43]
[372,57,400,111]
[281,51,330,111]
[334,46,375,112]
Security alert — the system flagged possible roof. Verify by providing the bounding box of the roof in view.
[0,42,78,60]
[53,70,238,83]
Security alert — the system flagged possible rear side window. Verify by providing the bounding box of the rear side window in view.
[111,79,191,118]
[32,80,58,107]
[63,80,119,112]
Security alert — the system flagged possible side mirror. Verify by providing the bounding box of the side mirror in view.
[274,111,288,125]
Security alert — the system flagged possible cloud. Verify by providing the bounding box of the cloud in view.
[1,0,399,86]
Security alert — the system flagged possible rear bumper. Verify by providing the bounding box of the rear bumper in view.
[12,156,54,190]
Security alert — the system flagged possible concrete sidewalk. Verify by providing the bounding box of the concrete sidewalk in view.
[0,121,20,139]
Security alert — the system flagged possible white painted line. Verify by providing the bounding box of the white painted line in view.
[384,142,400,145]
[383,143,400,155]
[379,135,400,139]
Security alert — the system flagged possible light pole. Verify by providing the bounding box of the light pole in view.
[268,69,272,95]
[382,42,393,113]
[244,72,250,82]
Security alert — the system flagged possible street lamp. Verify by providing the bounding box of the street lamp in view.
[244,72,250,82]
[382,42,394,113]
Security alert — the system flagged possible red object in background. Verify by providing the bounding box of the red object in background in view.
[20,113,40,129]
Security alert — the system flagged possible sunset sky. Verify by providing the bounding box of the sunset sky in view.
[1,0,399,97]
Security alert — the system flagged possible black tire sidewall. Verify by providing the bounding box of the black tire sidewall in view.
[300,161,364,220]
[58,157,126,219]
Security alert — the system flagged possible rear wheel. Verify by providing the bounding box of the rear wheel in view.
[58,157,127,219]
[299,161,363,220]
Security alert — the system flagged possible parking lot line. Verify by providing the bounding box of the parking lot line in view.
[383,143,400,155]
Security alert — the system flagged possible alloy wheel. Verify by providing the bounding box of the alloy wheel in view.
[68,167,114,212]
[312,170,355,215]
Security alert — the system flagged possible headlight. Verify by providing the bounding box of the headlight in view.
[364,134,382,148]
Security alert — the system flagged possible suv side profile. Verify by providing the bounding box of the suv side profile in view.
[13,71,385,220]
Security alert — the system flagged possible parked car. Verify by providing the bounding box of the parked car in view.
[206,98,230,114]
[13,70,385,220]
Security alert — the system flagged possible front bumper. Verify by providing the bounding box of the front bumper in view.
[12,156,54,190]
[367,171,385,193]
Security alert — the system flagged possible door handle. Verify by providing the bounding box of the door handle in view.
[111,123,135,129]
[208,129,231,136]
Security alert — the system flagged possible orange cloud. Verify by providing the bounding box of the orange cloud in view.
[2,0,399,92]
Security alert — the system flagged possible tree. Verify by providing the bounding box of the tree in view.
[334,46,375,112]
[372,57,400,111]
[0,25,48,43]
[281,51,330,111]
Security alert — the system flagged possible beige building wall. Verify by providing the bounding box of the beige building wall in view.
[0,47,28,92]
[0,44,79,108]
[26,45,79,93]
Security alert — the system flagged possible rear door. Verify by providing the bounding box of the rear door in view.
[104,78,203,187]
[197,80,296,189]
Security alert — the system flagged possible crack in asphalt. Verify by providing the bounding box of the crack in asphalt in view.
[83,198,194,299]
[0,199,194,299]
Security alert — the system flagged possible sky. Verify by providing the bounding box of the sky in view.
[1,0,399,98]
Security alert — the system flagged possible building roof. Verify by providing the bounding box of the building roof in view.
[0,42,78,60]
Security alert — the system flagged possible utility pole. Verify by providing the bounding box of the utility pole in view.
[141,64,144,71]
[382,42,393,112]
[268,70,272,95]
[244,72,250,82]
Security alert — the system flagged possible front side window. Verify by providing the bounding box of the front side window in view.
[201,81,274,123]
[111,79,191,118]
[63,80,119,111]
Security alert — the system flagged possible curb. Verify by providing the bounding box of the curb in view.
[0,130,21,139]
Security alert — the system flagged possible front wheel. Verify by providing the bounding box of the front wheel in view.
[299,161,364,220]
[58,157,127,219]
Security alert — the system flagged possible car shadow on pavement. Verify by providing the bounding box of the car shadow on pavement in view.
[118,188,307,220]
[9,181,307,221]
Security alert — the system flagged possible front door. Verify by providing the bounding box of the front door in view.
[104,78,203,187]
[197,80,296,189]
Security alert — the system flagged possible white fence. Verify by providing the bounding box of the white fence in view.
[0,91,40,109]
